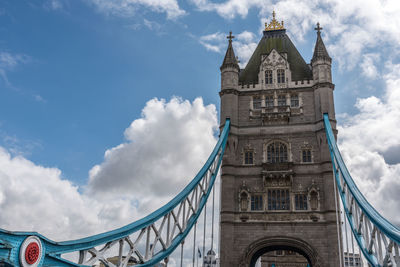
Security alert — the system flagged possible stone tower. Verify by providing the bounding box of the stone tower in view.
[219,14,340,267]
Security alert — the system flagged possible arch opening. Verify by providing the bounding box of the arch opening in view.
[251,247,311,267]
[242,237,319,267]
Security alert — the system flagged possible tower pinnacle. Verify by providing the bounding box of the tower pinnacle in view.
[227,31,235,42]
[220,31,239,70]
[315,22,323,34]
[312,22,331,62]
[264,11,285,31]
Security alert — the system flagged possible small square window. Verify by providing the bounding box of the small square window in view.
[278,95,286,106]
[265,96,274,107]
[244,151,254,165]
[253,97,262,109]
[302,150,312,163]
[251,195,263,210]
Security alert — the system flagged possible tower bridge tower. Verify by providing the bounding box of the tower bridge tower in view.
[219,14,340,267]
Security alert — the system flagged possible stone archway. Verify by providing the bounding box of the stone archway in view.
[239,236,321,267]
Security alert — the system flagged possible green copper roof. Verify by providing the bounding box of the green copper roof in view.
[239,29,313,83]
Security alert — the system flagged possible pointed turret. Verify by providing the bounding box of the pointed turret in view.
[312,23,331,63]
[311,23,332,83]
[220,32,239,70]
[220,31,239,127]
[311,23,335,121]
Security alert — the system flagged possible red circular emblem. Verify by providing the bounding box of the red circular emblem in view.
[25,242,40,264]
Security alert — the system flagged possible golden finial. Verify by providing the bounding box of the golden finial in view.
[265,11,285,31]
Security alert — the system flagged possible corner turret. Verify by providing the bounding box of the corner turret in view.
[220,32,239,90]
[220,32,239,126]
[311,23,335,121]
[311,23,332,83]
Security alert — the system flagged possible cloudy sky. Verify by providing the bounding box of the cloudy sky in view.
[0,0,400,265]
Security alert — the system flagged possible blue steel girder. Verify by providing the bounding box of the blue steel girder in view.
[0,120,231,267]
[323,114,400,267]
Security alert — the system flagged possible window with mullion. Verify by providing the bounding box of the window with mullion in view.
[253,96,262,109]
[302,150,312,163]
[278,95,286,106]
[295,194,308,210]
[244,151,254,165]
[265,70,273,84]
[277,69,285,83]
[251,195,263,210]
[268,189,290,210]
[290,94,299,107]
[267,142,288,163]
[265,96,274,108]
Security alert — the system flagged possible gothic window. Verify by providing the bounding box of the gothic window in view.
[278,95,286,106]
[253,96,262,109]
[265,70,273,84]
[302,150,312,163]
[267,142,288,163]
[277,69,285,83]
[251,195,263,210]
[244,150,254,165]
[291,94,299,107]
[268,189,290,210]
[240,192,249,211]
[265,95,274,108]
[310,191,318,210]
[295,194,308,210]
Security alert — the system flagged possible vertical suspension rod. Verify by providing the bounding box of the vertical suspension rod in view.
[211,183,215,251]
[193,223,197,267]
[203,200,207,264]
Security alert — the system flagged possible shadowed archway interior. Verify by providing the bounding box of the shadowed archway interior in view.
[250,245,311,267]
[242,237,320,267]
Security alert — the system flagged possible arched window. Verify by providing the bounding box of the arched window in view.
[267,142,288,163]
[265,70,273,84]
[277,69,285,83]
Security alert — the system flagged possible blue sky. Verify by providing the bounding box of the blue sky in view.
[0,0,391,184]
[0,0,400,259]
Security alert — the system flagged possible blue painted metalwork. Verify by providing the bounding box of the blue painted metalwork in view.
[324,113,400,267]
[0,120,231,267]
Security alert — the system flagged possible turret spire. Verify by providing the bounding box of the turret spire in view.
[221,31,239,70]
[312,22,331,62]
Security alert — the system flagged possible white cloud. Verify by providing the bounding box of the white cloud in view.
[86,0,186,20]
[0,52,30,87]
[190,0,265,19]
[192,0,400,71]
[198,31,257,67]
[88,97,218,213]
[360,53,380,79]
[143,18,162,32]
[43,0,64,11]
[338,62,400,226]
[0,96,219,256]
